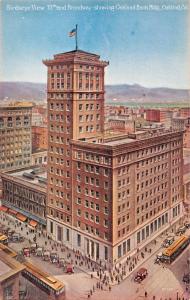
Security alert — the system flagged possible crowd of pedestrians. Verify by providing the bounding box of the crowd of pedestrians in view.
[0,212,189,300]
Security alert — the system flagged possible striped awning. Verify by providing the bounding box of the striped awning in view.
[0,206,8,212]
[29,220,38,228]
[17,213,27,222]
[8,209,17,215]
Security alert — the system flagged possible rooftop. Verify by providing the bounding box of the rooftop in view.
[0,101,33,109]
[2,167,47,191]
[0,248,25,283]
[72,128,184,152]
[57,49,100,57]
[10,168,47,187]
[0,260,11,276]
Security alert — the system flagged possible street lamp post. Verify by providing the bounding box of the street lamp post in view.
[176,291,179,300]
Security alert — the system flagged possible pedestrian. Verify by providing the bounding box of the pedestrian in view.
[145,291,147,297]
[90,289,92,296]
[109,285,111,292]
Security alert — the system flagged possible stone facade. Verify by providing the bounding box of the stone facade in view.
[1,171,46,226]
[0,102,33,172]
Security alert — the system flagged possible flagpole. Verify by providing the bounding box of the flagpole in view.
[75,24,78,50]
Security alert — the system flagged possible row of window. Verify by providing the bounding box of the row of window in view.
[49,124,70,133]
[136,144,169,158]
[137,179,168,191]
[137,212,169,245]
[79,114,100,122]
[49,65,100,71]
[137,202,168,226]
[76,152,111,166]
[79,124,100,133]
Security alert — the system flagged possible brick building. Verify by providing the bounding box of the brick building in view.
[0,102,33,172]
[43,49,184,263]
[179,107,190,118]
[145,108,173,126]
[32,125,48,151]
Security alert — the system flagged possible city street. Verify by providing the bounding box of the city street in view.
[1,212,190,300]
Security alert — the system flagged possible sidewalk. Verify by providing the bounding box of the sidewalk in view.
[0,212,183,287]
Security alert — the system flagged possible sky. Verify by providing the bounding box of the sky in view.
[1,0,189,88]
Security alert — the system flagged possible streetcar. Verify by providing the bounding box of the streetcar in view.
[162,235,190,264]
[0,234,8,245]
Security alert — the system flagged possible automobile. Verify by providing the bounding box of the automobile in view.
[22,247,30,257]
[183,273,190,284]
[162,236,174,248]
[156,252,163,262]
[10,233,24,242]
[7,230,15,238]
[134,268,148,283]
[43,251,50,261]
[36,247,43,257]
[176,226,186,236]
[30,243,38,254]
[50,252,59,263]
[66,263,74,274]
[184,222,190,229]
[59,258,66,268]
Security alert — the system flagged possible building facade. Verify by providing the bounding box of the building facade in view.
[1,169,47,227]
[0,249,25,300]
[32,125,48,151]
[44,50,184,263]
[0,102,33,172]
[145,109,173,126]
[31,149,47,167]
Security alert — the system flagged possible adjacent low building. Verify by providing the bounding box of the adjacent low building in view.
[1,167,47,229]
[31,149,47,167]
[0,102,33,172]
[0,247,25,300]
[32,125,48,151]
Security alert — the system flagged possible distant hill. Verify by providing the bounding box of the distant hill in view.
[0,81,189,103]
[0,82,46,102]
[106,84,190,103]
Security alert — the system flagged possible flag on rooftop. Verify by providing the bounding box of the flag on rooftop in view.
[69,28,76,37]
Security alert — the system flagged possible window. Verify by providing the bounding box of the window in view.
[50,221,53,234]
[118,245,122,258]
[104,219,108,227]
[66,229,70,241]
[57,226,62,242]
[95,204,99,211]
[77,234,81,247]
[105,246,108,260]
[95,216,99,223]
[3,285,13,299]
[137,231,140,244]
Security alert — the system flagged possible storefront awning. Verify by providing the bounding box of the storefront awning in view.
[17,213,27,222]
[29,220,38,228]
[8,209,17,215]
[0,206,8,212]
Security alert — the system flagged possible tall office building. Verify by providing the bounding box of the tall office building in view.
[0,102,33,171]
[44,50,184,263]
